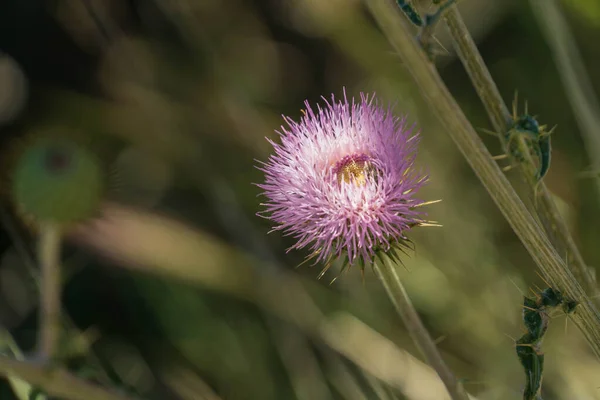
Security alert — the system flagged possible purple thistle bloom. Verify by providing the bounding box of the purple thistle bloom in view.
[257,91,432,272]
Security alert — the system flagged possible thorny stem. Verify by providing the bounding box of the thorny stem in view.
[38,222,62,362]
[365,0,600,358]
[439,5,598,299]
[529,0,600,218]
[373,259,469,400]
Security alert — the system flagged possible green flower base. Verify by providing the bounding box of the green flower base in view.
[11,137,103,224]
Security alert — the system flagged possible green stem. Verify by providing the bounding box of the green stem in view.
[529,0,600,221]
[373,259,469,400]
[365,0,600,358]
[440,5,598,299]
[38,222,62,361]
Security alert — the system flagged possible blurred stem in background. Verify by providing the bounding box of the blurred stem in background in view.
[373,258,469,400]
[439,3,598,299]
[37,222,62,362]
[0,328,44,400]
[0,205,120,399]
[529,0,600,201]
[71,204,479,400]
[365,0,600,358]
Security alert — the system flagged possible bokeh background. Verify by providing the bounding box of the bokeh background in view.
[1,0,600,399]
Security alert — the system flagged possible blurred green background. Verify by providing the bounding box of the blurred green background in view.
[1,0,600,399]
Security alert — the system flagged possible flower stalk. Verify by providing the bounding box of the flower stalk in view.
[373,256,469,400]
[7,134,105,361]
[37,222,62,361]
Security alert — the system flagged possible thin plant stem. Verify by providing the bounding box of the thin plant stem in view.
[38,222,62,361]
[365,0,600,358]
[373,258,469,400]
[439,5,598,299]
[529,0,600,208]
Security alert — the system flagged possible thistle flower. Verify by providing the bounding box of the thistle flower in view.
[257,91,437,276]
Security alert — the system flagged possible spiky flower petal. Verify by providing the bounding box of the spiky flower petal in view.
[258,91,433,272]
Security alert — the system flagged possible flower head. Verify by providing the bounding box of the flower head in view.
[257,91,435,275]
[10,134,104,226]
